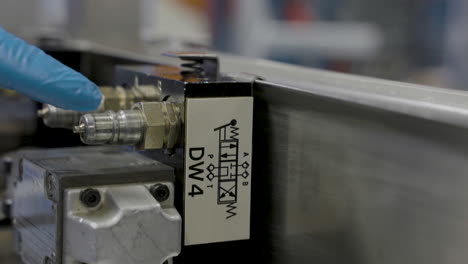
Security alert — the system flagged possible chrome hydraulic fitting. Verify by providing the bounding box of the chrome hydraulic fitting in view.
[73,102,183,150]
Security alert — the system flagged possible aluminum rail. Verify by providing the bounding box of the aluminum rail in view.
[221,55,468,129]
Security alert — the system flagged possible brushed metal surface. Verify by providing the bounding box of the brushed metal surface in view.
[250,80,468,264]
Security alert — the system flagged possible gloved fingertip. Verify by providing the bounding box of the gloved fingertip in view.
[71,82,103,112]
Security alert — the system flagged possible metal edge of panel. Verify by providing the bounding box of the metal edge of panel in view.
[253,79,468,130]
[43,39,468,129]
[218,55,468,129]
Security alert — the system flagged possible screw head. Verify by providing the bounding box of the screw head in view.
[44,173,58,201]
[150,184,170,202]
[80,188,101,208]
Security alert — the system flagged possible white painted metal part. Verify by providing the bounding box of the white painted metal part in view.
[63,183,181,264]
[184,97,253,245]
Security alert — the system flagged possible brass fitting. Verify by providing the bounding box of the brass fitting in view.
[133,102,183,149]
[39,85,161,129]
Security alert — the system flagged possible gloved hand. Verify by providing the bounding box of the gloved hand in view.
[0,27,102,111]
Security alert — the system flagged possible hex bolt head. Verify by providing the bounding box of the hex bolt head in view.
[44,173,58,202]
[80,188,102,208]
[150,184,170,202]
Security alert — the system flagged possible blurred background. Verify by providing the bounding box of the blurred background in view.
[1,0,467,89]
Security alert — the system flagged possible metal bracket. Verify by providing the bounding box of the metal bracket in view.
[162,52,220,80]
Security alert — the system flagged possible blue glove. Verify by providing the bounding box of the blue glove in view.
[0,27,102,111]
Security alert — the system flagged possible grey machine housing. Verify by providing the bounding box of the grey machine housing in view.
[8,147,181,264]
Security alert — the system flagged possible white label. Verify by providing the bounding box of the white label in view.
[184,97,253,245]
